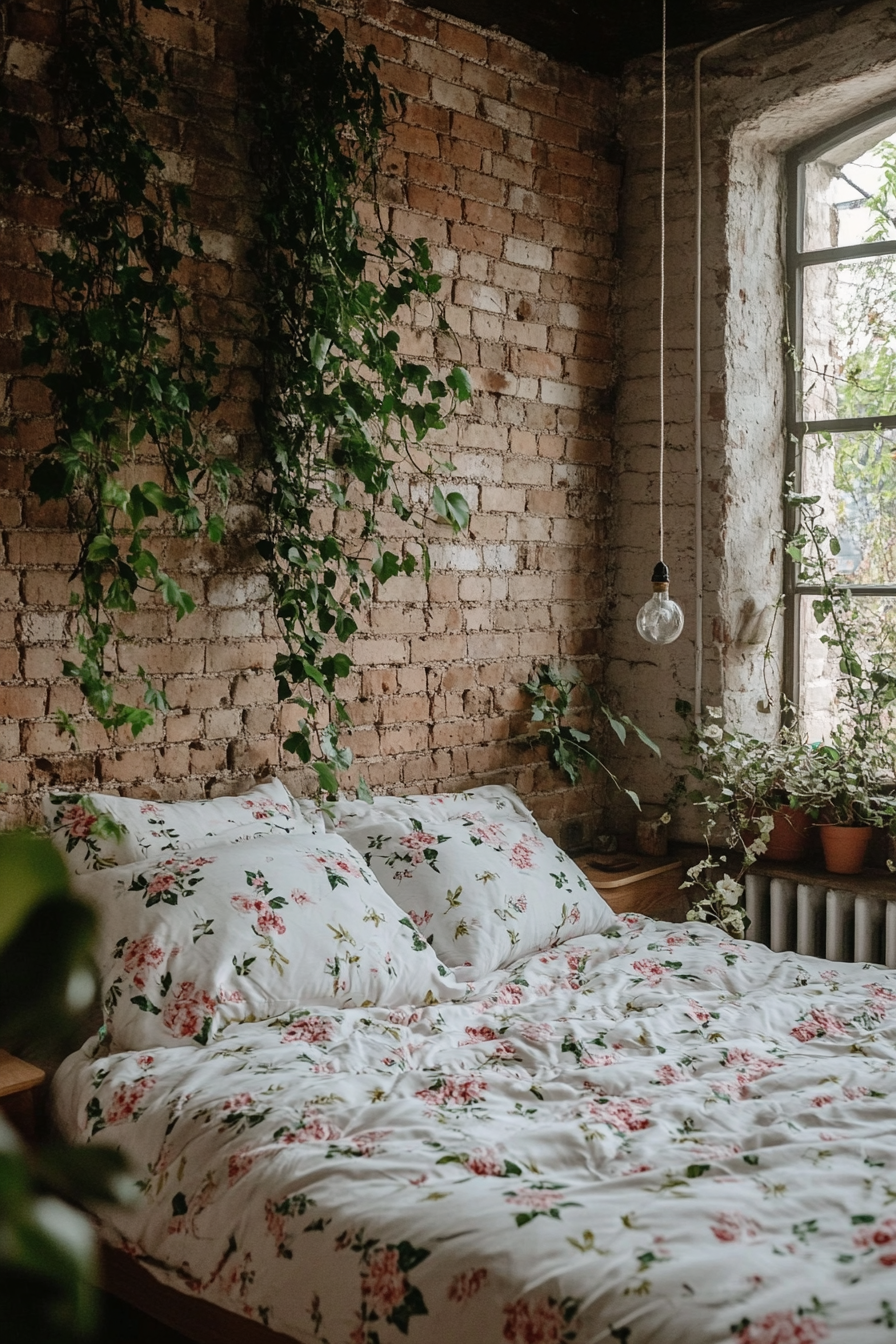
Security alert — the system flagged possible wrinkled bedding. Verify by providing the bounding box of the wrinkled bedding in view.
[54,914,896,1344]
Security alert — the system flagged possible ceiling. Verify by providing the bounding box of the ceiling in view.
[417,2,867,75]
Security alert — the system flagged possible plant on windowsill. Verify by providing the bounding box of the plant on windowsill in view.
[676,704,816,937]
[786,486,896,873]
[519,663,660,807]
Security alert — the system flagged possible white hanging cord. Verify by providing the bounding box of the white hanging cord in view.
[658,0,667,564]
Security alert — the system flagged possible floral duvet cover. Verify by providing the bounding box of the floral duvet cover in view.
[54,915,896,1344]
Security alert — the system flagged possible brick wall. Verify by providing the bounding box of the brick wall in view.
[604,0,896,839]
[0,0,622,846]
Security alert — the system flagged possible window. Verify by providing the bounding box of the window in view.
[785,104,896,740]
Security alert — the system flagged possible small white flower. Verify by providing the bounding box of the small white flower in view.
[659,812,671,825]
[716,875,744,907]
[706,705,723,719]
[703,724,724,742]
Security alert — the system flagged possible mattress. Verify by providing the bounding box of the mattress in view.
[53,913,896,1344]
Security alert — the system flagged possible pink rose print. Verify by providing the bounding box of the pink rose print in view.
[734,1310,828,1344]
[710,1211,762,1242]
[654,1063,685,1086]
[415,1076,487,1108]
[230,893,286,935]
[222,1092,254,1112]
[398,830,437,863]
[139,802,163,815]
[843,1085,869,1100]
[290,889,314,906]
[281,1015,334,1045]
[281,1115,341,1144]
[361,1247,408,1316]
[509,840,537,871]
[632,958,666,986]
[447,1267,488,1303]
[810,1094,834,1108]
[464,1148,504,1176]
[505,1189,566,1212]
[502,1295,576,1344]
[123,935,166,990]
[105,1075,156,1125]
[686,999,710,1025]
[724,1049,782,1083]
[227,1149,257,1186]
[465,1025,499,1042]
[588,1097,650,1132]
[471,821,505,845]
[496,983,525,1006]
[350,1129,392,1157]
[162,981,217,1039]
[791,1007,848,1042]
[146,871,178,900]
[387,1009,420,1026]
[409,910,433,928]
[853,1215,896,1264]
[521,1022,554,1042]
[61,803,97,840]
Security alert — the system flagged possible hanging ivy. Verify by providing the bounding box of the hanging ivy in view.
[17,0,470,785]
[251,0,471,792]
[22,0,236,736]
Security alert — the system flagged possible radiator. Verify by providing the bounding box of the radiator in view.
[745,872,896,969]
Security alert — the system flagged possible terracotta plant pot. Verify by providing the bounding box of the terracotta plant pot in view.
[818,824,872,875]
[763,805,813,862]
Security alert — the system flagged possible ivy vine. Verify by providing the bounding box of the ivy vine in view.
[17,0,471,788]
[251,0,471,791]
[23,0,235,736]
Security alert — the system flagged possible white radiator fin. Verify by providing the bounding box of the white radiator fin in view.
[745,873,896,968]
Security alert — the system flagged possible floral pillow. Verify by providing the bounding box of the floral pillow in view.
[333,810,617,979]
[322,784,535,831]
[72,831,462,1051]
[43,779,305,875]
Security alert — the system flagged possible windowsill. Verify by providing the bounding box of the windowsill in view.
[751,858,896,898]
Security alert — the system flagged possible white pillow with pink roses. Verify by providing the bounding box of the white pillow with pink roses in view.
[72,831,462,1051]
[42,779,306,875]
[331,803,617,979]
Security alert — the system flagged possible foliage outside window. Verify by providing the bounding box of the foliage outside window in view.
[785,106,896,743]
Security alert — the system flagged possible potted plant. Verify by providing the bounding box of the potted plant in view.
[786,488,896,874]
[680,704,815,862]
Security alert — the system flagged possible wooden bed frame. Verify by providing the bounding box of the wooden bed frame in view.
[100,1243,295,1344]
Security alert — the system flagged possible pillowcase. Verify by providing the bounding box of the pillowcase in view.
[322,784,535,831]
[71,831,461,1051]
[332,808,617,979]
[43,779,305,875]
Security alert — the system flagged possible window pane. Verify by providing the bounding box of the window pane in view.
[802,429,896,582]
[802,136,896,251]
[799,593,896,743]
[799,254,896,421]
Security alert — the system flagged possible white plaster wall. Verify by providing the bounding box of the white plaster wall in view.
[606,1,896,840]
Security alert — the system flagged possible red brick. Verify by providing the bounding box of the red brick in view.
[450,112,503,153]
[378,58,430,100]
[438,20,488,61]
[406,184,462,219]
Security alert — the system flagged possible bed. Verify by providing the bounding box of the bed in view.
[46,782,896,1344]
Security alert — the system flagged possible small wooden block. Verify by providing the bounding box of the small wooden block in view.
[0,1049,45,1099]
[575,853,688,922]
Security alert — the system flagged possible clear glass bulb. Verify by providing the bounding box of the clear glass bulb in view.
[636,587,684,645]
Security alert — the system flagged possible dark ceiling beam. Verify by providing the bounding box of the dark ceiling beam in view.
[413,2,854,75]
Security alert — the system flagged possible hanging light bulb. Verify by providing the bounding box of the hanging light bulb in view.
[634,0,685,650]
[636,561,684,645]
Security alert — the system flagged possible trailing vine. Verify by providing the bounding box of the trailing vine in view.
[22,0,235,735]
[251,0,471,792]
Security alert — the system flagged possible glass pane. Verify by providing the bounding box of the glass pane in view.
[798,593,896,744]
[799,253,896,421]
[801,430,896,582]
[802,136,896,250]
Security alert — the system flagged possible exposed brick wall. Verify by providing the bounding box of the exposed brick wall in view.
[604,0,896,839]
[0,0,622,846]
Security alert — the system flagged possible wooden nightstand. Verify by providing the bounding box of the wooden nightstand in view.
[575,853,688,922]
[0,1049,45,1142]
